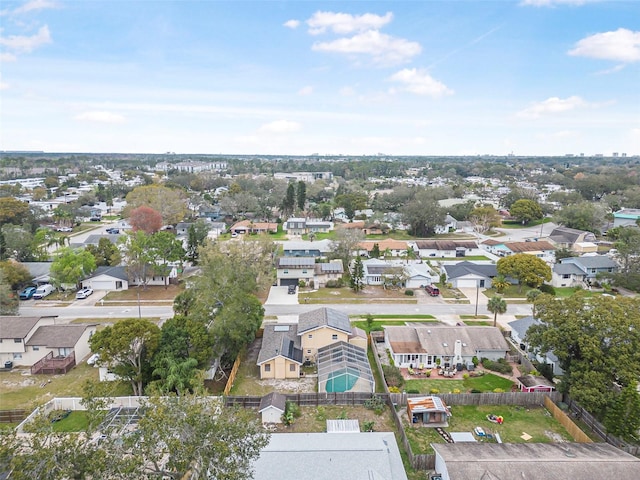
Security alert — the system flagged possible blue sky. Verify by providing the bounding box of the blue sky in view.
[1,0,638,156]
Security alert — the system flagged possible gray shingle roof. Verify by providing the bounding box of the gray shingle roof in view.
[257,324,302,364]
[0,316,41,339]
[87,265,129,281]
[443,261,497,279]
[414,240,477,250]
[507,316,538,339]
[259,392,287,413]
[25,325,90,348]
[562,255,618,269]
[518,374,555,388]
[315,262,344,274]
[277,257,316,268]
[553,263,586,275]
[298,308,351,335]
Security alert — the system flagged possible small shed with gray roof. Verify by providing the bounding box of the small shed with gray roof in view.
[259,392,287,424]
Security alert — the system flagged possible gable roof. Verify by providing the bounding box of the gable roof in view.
[359,238,409,252]
[25,325,91,348]
[507,316,539,339]
[259,392,287,413]
[561,255,618,269]
[504,241,556,253]
[443,261,497,279]
[280,239,333,253]
[518,374,555,389]
[315,262,344,274]
[385,326,509,356]
[0,316,42,339]
[87,265,129,281]
[22,262,52,282]
[298,308,351,335]
[553,263,586,275]
[549,226,595,244]
[257,324,302,365]
[414,240,478,250]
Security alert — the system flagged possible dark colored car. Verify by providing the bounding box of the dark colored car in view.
[288,285,297,294]
[19,286,37,300]
[105,228,120,234]
[425,284,440,296]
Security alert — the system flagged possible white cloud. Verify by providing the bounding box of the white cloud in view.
[298,85,313,96]
[517,96,588,118]
[569,28,640,63]
[11,0,57,15]
[0,81,8,90]
[75,111,126,124]
[388,68,453,97]
[0,52,17,62]
[339,86,355,96]
[307,11,393,35]
[258,120,301,133]
[312,30,421,65]
[283,19,300,29]
[0,25,51,53]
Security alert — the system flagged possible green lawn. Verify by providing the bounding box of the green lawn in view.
[51,411,91,432]
[459,315,489,319]
[463,320,493,326]
[404,373,514,394]
[302,287,417,304]
[404,404,573,454]
[352,318,437,333]
[499,218,552,229]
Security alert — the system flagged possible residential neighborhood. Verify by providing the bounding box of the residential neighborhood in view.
[1,153,639,479]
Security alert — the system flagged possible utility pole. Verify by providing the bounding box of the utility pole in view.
[475,283,480,317]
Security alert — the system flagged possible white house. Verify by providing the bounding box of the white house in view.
[441,261,498,289]
[82,266,129,291]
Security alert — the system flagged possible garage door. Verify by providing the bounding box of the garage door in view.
[280,278,299,287]
[91,280,116,290]
[455,279,477,288]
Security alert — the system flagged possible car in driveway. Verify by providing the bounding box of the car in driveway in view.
[287,284,297,294]
[33,284,54,299]
[76,287,94,299]
[56,226,73,232]
[19,286,37,300]
[105,227,120,234]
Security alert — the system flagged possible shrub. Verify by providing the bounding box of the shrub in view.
[470,389,482,393]
[298,280,306,288]
[493,388,504,393]
[382,364,405,389]
[404,289,414,296]
[539,284,555,295]
[406,389,420,394]
[472,356,479,367]
[430,388,440,394]
[364,396,386,414]
[481,358,513,375]
[462,374,469,380]
[325,280,339,288]
[363,420,375,432]
[425,369,431,377]
[453,389,461,394]
[388,386,401,393]
[315,406,326,421]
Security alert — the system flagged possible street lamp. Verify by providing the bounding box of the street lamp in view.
[474,282,480,317]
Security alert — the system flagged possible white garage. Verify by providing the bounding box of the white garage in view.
[83,266,129,291]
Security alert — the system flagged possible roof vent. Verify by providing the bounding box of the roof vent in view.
[443,343,448,347]
[462,343,467,347]
[427,330,431,334]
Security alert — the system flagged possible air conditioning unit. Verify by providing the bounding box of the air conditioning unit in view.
[431,476,443,480]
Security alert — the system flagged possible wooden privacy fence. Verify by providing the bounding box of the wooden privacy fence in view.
[0,409,26,423]
[225,392,386,408]
[223,354,242,396]
[544,396,592,443]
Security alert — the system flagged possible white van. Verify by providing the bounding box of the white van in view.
[32,284,54,299]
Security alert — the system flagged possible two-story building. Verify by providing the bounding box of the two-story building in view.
[551,254,618,287]
[283,218,333,236]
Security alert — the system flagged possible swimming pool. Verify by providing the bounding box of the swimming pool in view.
[324,366,360,392]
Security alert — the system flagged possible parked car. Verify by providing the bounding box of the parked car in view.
[425,284,440,296]
[287,284,297,294]
[56,226,73,232]
[76,287,94,299]
[105,228,120,234]
[32,284,55,299]
[19,286,37,300]
[87,353,100,366]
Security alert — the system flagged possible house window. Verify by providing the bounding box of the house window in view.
[308,334,313,339]
[14,339,21,343]
[33,346,40,351]
[289,364,296,372]
[332,334,338,340]
[13,354,22,360]
[562,274,570,279]
[307,349,311,354]
[283,270,288,274]
[302,270,307,274]
[264,364,271,372]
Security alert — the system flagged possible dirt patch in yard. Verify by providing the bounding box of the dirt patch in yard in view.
[256,377,316,393]
[269,405,396,433]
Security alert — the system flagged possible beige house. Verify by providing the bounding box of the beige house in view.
[257,308,367,379]
[0,316,96,374]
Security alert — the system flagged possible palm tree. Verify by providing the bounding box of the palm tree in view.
[492,275,510,294]
[487,295,507,328]
[526,288,542,317]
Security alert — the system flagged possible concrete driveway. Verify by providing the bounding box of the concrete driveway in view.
[458,287,488,306]
[264,286,299,305]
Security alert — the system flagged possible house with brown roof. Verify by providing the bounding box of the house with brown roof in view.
[358,238,409,257]
[230,219,278,235]
[384,325,509,370]
[548,226,597,251]
[0,316,96,374]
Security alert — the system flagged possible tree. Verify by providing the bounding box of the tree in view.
[526,288,543,317]
[335,192,368,220]
[86,237,121,267]
[282,182,296,217]
[554,201,606,234]
[604,384,640,442]
[120,230,153,288]
[527,295,640,418]
[147,231,185,288]
[509,199,543,225]
[401,190,447,237]
[125,185,187,225]
[491,275,510,294]
[330,227,364,272]
[296,180,307,212]
[1,224,34,262]
[129,205,163,233]
[497,253,551,292]
[186,220,210,263]
[151,356,199,395]
[554,247,575,263]
[89,318,161,395]
[0,197,30,225]
[350,256,365,292]
[50,247,97,290]
[0,260,31,290]
[469,205,502,234]
[501,187,538,209]
[0,270,18,315]
[487,295,507,327]
[371,243,381,259]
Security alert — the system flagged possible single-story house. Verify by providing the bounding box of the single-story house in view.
[0,316,95,374]
[480,240,556,263]
[70,233,121,249]
[205,222,227,240]
[280,239,333,258]
[252,432,408,480]
[358,239,409,257]
[81,266,129,291]
[412,240,481,259]
[548,226,597,251]
[517,374,555,392]
[22,262,52,285]
[230,220,278,235]
[552,254,618,287]
[258,392,287,424]
[508,316,564,375]
[432,442,640,480]
[613,208,640,228]
[404,263,439,289]
[407,396,450,426]
[441,261,497,289]
[384,325,509,369]
[434,214,458,235]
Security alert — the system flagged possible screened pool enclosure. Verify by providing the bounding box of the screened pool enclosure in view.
[317,341,375,393]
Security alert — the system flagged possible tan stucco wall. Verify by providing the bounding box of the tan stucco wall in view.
[301,327,349,361]
[259,357,300,379]
[349,337,368,351]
